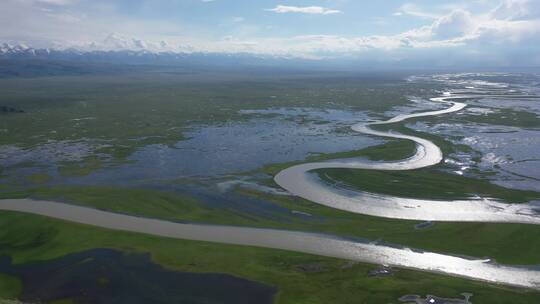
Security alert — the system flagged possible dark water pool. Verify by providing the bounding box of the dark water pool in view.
[0,248,276,304]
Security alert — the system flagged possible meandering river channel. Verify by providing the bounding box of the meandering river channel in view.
[2,85,540,289]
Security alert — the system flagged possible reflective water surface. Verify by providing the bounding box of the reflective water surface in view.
[2,73,540,289]
[1,199,539,289]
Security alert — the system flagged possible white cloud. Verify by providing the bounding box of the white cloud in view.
[258,3,540,56]
[490,0,540,20]
[393,3,440,19]
[385,1,540,50]
[430,9,475,39]
[266,5,341,15]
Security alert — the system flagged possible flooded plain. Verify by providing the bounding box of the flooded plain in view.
[1,73,540,290]
[0,108,380,186]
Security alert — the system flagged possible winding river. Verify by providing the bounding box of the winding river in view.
[275,93,540,224]
[1,86,540,289]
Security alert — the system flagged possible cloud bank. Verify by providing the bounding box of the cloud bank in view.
[1,0,539,66]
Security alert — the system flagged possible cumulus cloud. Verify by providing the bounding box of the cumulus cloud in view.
[386,1,540,49]
[429,9,475,39]
[266,5,341,15]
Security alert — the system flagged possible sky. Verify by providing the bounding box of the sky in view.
[1,0,540,66]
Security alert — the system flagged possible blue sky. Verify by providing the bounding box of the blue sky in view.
[1,0,540,66]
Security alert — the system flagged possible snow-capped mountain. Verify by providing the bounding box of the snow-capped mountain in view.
[0,40,179,60]
[2,33,186,55]
[1,34,393,72]
[0,41,318,75]
[1,43,39,56]
[0,34,295,66]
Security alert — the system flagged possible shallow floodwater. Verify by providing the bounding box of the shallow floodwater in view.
[405,73,540,191]
[0,108,380,186]
[124,108,376,179]
[412,122,540,191]
[0,108,381,220]
[0,140,106,167]
[74,108,378,185]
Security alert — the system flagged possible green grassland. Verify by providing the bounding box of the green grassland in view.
[0,71,418,151]
[0,274,21,299]
[1,211,539,304]
[317,167,540,203]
